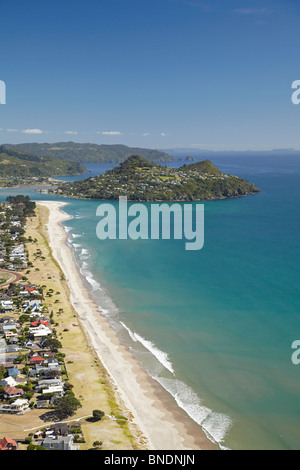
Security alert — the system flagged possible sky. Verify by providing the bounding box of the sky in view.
[0,0,300,151]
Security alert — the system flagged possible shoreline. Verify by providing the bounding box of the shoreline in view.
[37,200,218,451]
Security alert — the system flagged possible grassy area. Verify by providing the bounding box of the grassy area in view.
[0,204,146,450]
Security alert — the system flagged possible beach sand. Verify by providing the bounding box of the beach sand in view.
[37,200,218,451]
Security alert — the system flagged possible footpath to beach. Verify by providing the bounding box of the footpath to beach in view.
[36,200,218,451]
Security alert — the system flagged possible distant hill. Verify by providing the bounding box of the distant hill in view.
[180,159,223,175]
[49,154,260,201]
[0,145,86,177]
[4,142,173,164]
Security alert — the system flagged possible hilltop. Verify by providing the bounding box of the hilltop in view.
[4,142,173,164]
[0,145,86,178]
[50,154,260,201]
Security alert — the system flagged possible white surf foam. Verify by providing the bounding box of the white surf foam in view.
[119,322,174,375]
[86,275,102,291]
[71,233,82,239]
[79,248,90,259]
[120,321,231,447]
[157,376,231,447]
[72,243,81,250]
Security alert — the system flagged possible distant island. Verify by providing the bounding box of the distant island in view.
[49,155,260,201]
[4,142,173,164]
[0,145,86,186]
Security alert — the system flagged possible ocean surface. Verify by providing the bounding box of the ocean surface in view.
[1,153,300,450]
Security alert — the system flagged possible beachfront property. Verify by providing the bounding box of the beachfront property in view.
[0,198,82,449]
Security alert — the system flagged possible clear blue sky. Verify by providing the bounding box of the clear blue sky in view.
[0,0,299,150]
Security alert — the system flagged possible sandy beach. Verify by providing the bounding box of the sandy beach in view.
[37,200,218,451]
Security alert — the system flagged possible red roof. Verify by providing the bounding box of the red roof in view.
[29,356,44,363]
[3,386,23,396]
[30,320,49,327]
[0,437,17,450]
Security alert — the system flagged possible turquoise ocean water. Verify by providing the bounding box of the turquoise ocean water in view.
[1,153,300,450]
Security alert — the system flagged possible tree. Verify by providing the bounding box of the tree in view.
[92,409,105,421]
[0,365,5,381]
[54,393,82,418]
[93,440,103,449]
[43,337,62,352]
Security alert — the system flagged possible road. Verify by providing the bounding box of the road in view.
[0,269,23,288]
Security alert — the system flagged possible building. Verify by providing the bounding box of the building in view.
[0,437,18,450]
[3,386,24,399]
[0,399,29,415]
[37,434,79,450]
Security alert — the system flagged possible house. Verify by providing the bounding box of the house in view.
[0,399,29,414]
[31,319,50,327]
[0,361,15,370]
[28,356,44,366]
[50,423,69,437]
[4,329,18,339]
[36,399,50,409]
[36,378,62,392]
[0,376,18,388]
[37,434,79,450]
[2,321,19,339]
[7,337,18,345]
[0,301,14,312]
[33,430,44,439]
[3,386,24,399]
[29,363,61,377]
[0,437,18,450]
[25,339,40,349]
[46,357,60,368]
[42,385,64,395]
[8,367,19,378]
[29,324,51,339]
[23,300,42,313]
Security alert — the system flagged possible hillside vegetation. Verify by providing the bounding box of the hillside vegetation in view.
[50,155,260,201]
[0,145,86,177]
[4,142,173,164]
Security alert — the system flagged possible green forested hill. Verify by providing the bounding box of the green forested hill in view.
[50,154,260,201]
[4,142,173,164]
[0,146,86,177]
[179,159,223,175]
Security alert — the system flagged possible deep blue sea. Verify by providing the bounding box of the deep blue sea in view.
[1,153,300,450]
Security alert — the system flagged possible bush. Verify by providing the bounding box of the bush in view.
[92,409,105,421]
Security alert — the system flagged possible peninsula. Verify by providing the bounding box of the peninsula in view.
[49,155,260,201]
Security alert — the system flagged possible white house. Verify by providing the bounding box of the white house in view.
[29,324,52,338]
[0,398,29,414]
[0,376,18,387]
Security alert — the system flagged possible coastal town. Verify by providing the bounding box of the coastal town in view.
[0,196,140,451]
